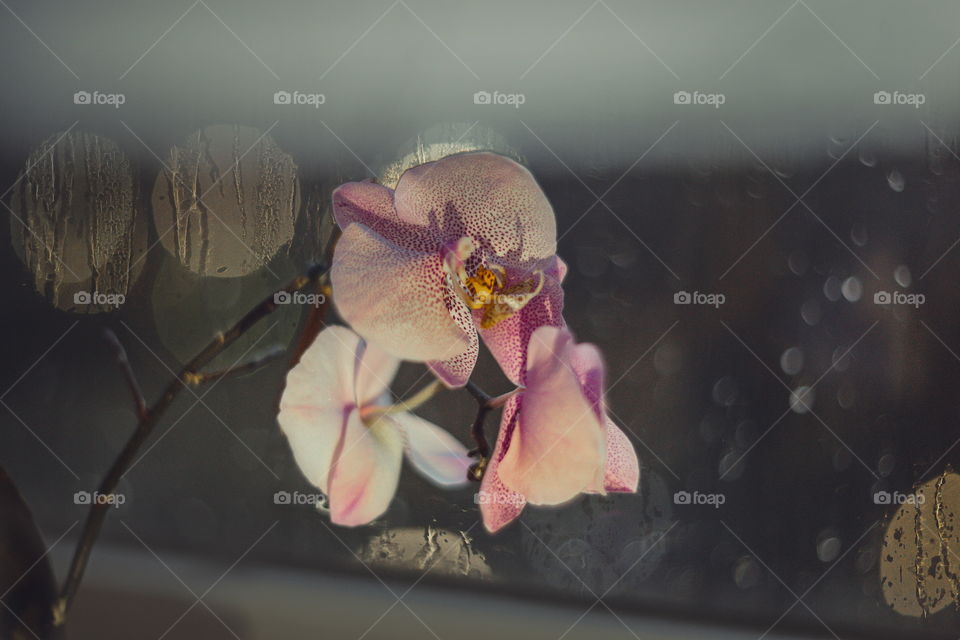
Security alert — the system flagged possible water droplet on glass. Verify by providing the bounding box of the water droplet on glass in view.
[887,169,905,192]
[712,377,738,407]
[837,382,856,409]
[894,265,912,288]
[823,276,842,302]
[700,413,724,444]
[733,556,762,589]
[878,453,896,477]
[788,251,809,276]
[832,347,852,372]
[10,131,148,312]
[654,342,682,376]
[850,224,868,247]
[789,386,815,414]
[842,276,863,302]
[780,347,804,375]
[801,299,822,326]
[151,124,300,278]
[719,449,746,481]
[817,535,842,563]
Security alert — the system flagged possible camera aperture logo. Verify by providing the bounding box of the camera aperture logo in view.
[273,90,325,108]
[74,291,125,308]
[673,90,725,109]
[73,90,125,109]
[273,490,327,506]
[674,290,725,308]
[74,490,126,508]
[473,90,525,109]
[873,290,924,308]
[873,90,925,109]
[873,490,923,506]
[673,490,726,508]
[274,291,326,307]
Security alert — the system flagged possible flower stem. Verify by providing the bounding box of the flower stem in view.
[462,382,524,481]
[368,379,444,417]
[53,264,329,625]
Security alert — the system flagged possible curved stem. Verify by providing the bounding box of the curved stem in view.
[364,379,444,418]
[463,381,524,481]
[53,264,329,624]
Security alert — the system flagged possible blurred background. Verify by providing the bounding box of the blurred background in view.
[2,0,960,638]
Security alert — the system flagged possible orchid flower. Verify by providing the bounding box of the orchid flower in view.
[478,326,640,533]
[330,152,566,388]
[277,325,472,526]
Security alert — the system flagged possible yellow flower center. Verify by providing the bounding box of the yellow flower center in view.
[445,237,544,329]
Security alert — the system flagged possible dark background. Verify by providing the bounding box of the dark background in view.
[2,1,960,638]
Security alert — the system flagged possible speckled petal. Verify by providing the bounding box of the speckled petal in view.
[328,411,404,526]
[602,418,639,493]
[479,396,526,533]
[332,182,437,252]
[427,337,478,388]
[394,152,557,265]
[478,267,565,386]
[389,412,472,487]
[331,223,472,363]
[427,285,479,387]
[497,326,606,505]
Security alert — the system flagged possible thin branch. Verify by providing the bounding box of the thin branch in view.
[182,345,286,385]
[464,381,494,482]
[463,381,524,482]
[103,329,147,421]
[289,227,340,368]
[54,264,328,624]
[467,403,493,481]
[464,380,492,405]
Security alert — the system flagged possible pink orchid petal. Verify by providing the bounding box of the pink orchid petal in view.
[394,152,557,265]
[427,284,479,387]
[354,338,401,407]
[497,326,606,505]
[427,336,478,388]
[331,223,472,362]
[332,182,397,230]
[276,404,346,496]
[569,341,605,422]
[478,269,565,386]
[332,182,437,252]
[554,255,568,283]
[388,412,472,487]
[328,410,404,526]
[602,418,639,493]
[479,396,526,533]
[279,325,361,410]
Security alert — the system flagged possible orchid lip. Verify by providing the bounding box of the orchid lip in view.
[443,236,546,329]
